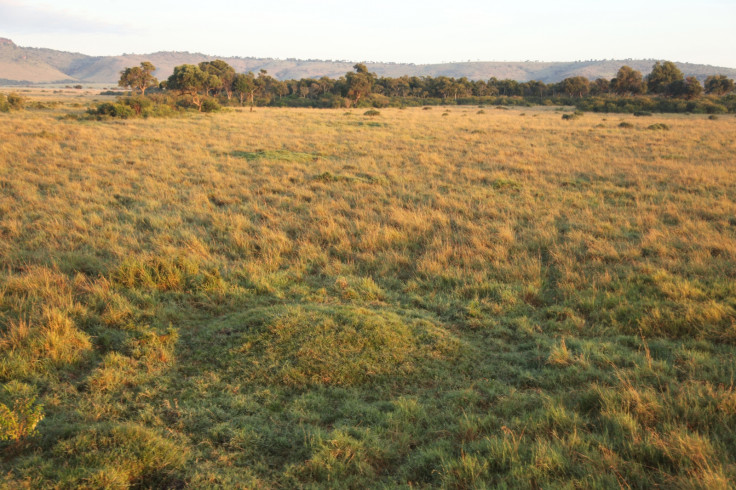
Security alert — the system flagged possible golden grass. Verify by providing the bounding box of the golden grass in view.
[0,102,735,486]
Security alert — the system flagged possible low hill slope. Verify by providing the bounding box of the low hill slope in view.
[1,38,735,84]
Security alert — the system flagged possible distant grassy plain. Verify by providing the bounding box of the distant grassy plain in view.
[1,99,735,488]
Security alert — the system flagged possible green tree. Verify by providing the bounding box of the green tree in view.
[671,76,703,99]
[199,60,236,99]
[232,72,257,110]
[704,75,735,95]
[345,64,375,107]
[256,70,275,104]
[590,78,610,96]
[646,61,684,96]
[166,64,209,111]
[560,76,590,97]
[118,62,158,96]
[202,73,222,97]
[610,66,646,95]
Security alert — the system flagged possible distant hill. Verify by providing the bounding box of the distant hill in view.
[1,38,735,85]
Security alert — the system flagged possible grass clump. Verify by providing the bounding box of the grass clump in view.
[619,121,634,128]
[0,381,44,444]
[364,109,381,117]
[231,148,318,162]
[226,305,459,386]
[46,423,188,487]
[647,123,670,130]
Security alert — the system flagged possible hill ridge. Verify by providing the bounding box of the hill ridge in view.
[1,39,735,85]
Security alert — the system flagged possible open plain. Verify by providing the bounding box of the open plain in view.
[1,101,735,487]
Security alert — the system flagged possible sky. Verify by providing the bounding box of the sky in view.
[1,0,735,67]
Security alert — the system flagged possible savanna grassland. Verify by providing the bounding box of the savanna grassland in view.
[1,100,735,488]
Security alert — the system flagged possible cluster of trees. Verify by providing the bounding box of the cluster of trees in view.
[112,60,736,116]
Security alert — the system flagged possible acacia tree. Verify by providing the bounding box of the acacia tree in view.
[345,63,375,107]
[646,61,684,96]
[672,76,703,99]
[118,62,158,96]
[199,60,235,99]
[560,76,590,97]
[704,75,735,95]
[166,64,208,111]
[610,66,646,95]
[202,73,222,97]
[590,78,610,95]
[232,72,258,110]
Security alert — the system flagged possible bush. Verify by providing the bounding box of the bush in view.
[619,122,634,128]
[201,98,222,113]
[89,102,135,119]
[0,93,25,112]
[364,109,381,117]
[121,96,152,116]
[7,93,24,110]
[367,94,390,108]
[634,111,652,117]
[647,123,670,130]
[87,95,180,119]
[562,111,583,120]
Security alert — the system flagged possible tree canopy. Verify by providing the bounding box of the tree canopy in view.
[610,66,646,95]
[166,64,209,111]
[110,59,736,116]
[705,75,735,95]
[345,64,375,107]
[118,62,158,96]
[646,61,684,96]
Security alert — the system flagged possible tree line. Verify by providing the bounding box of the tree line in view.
[105,60,736,117]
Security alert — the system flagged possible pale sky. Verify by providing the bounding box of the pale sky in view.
[1,0,735,67]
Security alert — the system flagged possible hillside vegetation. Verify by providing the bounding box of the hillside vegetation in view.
[0,100,735,487]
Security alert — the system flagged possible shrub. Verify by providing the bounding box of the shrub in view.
[120,96,152,116]
[7,93,24,110]
[364,109,381,117]
[619,122,634,128]
[89,102,136,119]
[634,111,652,117]
[647,123,670,130]
[201,98,222,113]
[0,93,25,112]
[562,111,583,120]
[368,94,390,108]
